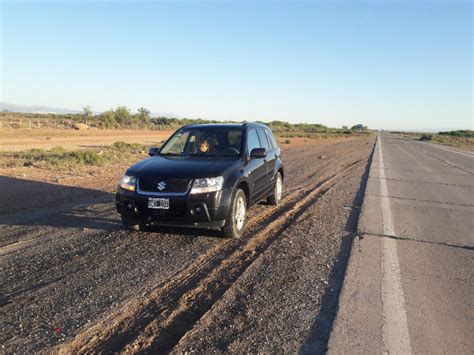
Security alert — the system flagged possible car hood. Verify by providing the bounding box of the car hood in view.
[126,155,241,179]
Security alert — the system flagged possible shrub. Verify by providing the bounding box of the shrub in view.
[419,134,433,141]
[66,150,104,165]
[438,130,474,138]
[112,141,147,153]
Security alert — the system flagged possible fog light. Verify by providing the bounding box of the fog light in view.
[126,202,138,213]
[195,207,202,214]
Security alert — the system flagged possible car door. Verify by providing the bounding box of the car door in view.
[257,129,276,187]
[246,128,268,201]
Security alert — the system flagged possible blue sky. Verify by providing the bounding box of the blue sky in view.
[1,0,472,130]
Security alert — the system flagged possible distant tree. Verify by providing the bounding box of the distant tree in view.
[342,125,348,130]
[115,105,131,126]
[82,105,92,120]
[138,107,151,126]
[98,110,116,128]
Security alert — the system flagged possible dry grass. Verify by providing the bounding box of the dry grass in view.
[0,142,150,169]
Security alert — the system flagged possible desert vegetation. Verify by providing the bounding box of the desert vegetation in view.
[0,107,374,170]
[0,141,151,169]
[418,130,474,149]
[0,106,370,139]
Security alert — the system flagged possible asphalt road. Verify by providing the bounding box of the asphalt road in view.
[329,133,474,354]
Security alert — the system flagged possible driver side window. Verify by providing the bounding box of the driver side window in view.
[247,129,261,153]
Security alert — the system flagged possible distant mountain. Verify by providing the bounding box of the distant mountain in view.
[0,102,81,114]
[0,102,180,118]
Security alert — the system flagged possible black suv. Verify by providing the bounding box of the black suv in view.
[115,122,284,238]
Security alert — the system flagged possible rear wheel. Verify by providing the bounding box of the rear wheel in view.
[120,213,145,231]
[267,172,283,205]
[222,188,247,239]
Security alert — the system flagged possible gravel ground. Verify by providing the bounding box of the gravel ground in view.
[173,157,370,353]
[0,136,374,353]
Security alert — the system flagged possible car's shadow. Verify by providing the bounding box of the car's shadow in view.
[0,175,120,231]
[0,175,227,239]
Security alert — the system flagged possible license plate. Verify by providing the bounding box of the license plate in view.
[148,198,170,209]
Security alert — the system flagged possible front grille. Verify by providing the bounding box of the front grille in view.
[138,178,191,193]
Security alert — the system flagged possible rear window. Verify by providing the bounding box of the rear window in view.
[257,129,270,150]
[265,129,278,149]
[247,129,261,153]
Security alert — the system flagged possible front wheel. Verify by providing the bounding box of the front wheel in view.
[267,172,283,205]
[222,188,247,239]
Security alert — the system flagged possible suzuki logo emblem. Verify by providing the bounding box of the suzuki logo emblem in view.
[157,181,167,191]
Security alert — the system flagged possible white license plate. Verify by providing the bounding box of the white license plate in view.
[148,198,170,209]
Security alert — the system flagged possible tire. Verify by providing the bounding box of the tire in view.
[222,188,247,239]
[120,213,145,231]
[267,172,283,205]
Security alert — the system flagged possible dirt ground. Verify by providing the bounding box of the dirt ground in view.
[0,128,173,151]
[0,136,375,353]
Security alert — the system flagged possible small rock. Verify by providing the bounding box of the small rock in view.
[73,123,89,130]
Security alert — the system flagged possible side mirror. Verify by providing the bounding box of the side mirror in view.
[148,147,160,156]
[250,148,267,159]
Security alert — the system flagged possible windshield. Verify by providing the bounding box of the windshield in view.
[160,128,243,157]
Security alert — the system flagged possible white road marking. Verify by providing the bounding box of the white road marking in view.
[421,141,474,158]
[378,140,395,236]
[414,143,473,175]
[378,136,413,354]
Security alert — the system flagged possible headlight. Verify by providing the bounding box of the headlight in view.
[119,175,136,191]
[190,176,224,194]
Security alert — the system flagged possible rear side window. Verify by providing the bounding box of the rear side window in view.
[257,129,270,150]
[247,129,261,153]
[265,129,278,149]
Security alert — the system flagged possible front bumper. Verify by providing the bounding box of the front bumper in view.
[115,187,232,229]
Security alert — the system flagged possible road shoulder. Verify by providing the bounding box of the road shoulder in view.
[328,133,474,354]
[327,234,383,354]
